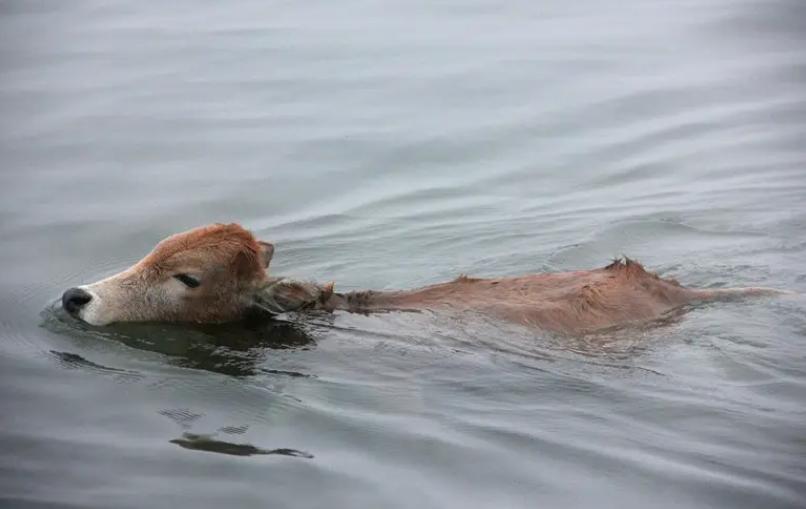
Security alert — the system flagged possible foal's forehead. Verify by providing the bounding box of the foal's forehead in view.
[140,223,261,269]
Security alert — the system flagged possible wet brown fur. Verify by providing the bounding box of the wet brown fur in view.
[326,257,697,333]
[325,255,782,334]
[141,223,265,276]
[72,223,783,333]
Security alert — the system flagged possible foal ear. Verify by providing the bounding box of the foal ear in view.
[257,241,274,268]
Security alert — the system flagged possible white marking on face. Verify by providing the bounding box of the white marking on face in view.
[72,267,199,325]
[75,285,108,325]
[73,270,133,326]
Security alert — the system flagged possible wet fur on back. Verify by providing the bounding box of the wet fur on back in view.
[315,256,782,334]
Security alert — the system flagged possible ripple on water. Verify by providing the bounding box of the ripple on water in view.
[2,0,806,507]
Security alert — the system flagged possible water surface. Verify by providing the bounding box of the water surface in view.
[1,1,806,508]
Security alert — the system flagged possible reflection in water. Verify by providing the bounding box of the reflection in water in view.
[50,350,138,375]
[41,303,317,377]
[170,432,313,459]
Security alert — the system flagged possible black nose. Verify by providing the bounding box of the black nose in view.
[62,287,92,315]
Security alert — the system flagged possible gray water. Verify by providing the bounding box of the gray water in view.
[2,0,806,507]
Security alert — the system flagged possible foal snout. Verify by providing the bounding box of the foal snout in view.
[62,287,93,316]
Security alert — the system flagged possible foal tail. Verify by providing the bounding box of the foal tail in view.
[687,286,793,302]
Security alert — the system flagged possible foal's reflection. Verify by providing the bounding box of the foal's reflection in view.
[43,304,319,377]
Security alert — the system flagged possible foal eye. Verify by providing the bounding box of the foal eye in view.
[174,274,200,288]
